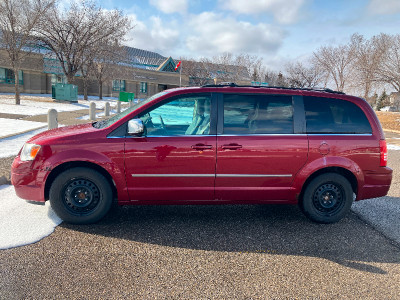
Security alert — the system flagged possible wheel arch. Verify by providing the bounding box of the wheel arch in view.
[298,167,358,204]
[44,161,118,201]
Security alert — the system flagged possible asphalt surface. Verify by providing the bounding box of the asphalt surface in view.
[1,124,400,298]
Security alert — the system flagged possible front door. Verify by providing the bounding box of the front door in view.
[215,93,308,202]
[124,93,217,202]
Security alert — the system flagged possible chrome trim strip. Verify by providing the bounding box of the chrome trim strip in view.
[142,134,214,138]
[307,133,372,136]
[218,174,292,178]
[131,174,292,178]
[219,134,306,137]
[132,174,215,178]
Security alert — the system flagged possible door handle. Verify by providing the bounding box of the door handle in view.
[191,144,213,150]
[221,144,242,150]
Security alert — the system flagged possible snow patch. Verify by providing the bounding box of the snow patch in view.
[0,185,62,250]
[0,127,48,158]
[0,118,46,138]
[0,99,89,116]
[387,144,400,150]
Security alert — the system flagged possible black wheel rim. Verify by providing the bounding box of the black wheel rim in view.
[63,178,100,214]
[312,182,345,216]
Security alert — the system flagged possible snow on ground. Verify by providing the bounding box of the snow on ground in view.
[0,127,48,158]
[0,118,46,139]
[388,144,400,150]
[0,185,62,250]
[0,99,88,116]
[0,94,120,116]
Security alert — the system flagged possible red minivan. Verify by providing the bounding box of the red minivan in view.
[11,85,392,224]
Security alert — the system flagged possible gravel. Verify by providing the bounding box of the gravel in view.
[352,149,400,245]
[0,156,14,185]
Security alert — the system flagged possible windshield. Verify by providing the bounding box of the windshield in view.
[93,91,169,129]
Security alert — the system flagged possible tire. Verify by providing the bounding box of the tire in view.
[49,167,113,224]
[301,173,354,224]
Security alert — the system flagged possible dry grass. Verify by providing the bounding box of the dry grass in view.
[376,111,400,132]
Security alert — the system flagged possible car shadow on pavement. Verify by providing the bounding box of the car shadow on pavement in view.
[61,204,400,274]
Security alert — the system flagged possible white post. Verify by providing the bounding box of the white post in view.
[89,102,96,121]
[117,100,121,113]
[47,109,58,129]
[105,102,110,117]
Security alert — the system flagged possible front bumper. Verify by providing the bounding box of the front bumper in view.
[11,156,47,203]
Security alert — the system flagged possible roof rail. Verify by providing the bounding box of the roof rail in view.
[202,82,237,87]
[201,83,345,95]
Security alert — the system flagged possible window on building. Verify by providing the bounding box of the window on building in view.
[0,68,23,85]
[112,79,126,91]
[51,74,67,85]
[140,82,148,94]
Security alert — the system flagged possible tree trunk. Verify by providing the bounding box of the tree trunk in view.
[67,74,75,84]
[14,70,20,105]
[99,81,103,99]
[83,77,88,100]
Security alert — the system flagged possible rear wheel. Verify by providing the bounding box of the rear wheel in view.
[301,173,354,223]
[49,167,113,224]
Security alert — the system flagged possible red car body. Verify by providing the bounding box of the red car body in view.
[11,86,392,223]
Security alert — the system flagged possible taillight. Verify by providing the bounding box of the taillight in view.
[380,140,388,167]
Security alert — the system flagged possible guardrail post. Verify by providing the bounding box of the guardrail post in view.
[89,102,96,120]
[117,100,121,113]
[105,102,110,117]
[48,109,58,129]
[129,100,134,108]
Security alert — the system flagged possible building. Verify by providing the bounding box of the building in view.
[0,45,252,99]
[0,47,188,99]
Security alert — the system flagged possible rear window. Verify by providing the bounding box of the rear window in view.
[304,96,372,134]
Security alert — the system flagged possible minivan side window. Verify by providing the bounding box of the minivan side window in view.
[223,94,293,134]
[137,95,212,136]
[304,96,372,134]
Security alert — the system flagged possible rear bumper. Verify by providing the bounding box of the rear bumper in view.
[11,156,46,203]
[357,167,393,200]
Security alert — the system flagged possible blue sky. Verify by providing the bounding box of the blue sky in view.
[94,0,400,70]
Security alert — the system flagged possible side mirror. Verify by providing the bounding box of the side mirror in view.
[127,119,144,136]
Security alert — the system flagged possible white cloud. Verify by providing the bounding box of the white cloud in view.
[126,14,180,54]
[219,0,306,24]
[367,0,400,15]
[185,12,285,57]
[149,0,188,14]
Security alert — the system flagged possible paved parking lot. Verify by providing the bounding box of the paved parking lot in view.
[1,134,400,299]
[1,200,400,298]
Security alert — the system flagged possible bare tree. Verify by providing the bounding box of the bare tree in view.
[211,53,254,83]
[313,43,356,92]
[0,0,54,104]
[373,33,400,92]
[92,45,131,99]
[37,0,131,85]
[181,58,213,86]
[285,60,327,88]
[348,33,384,100]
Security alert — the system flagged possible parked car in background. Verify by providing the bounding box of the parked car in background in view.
[12,84,392,224]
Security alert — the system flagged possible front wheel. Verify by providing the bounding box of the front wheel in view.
[49,167,113,224]
[301,173,354,224]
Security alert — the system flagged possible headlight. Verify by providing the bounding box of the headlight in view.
[20,143,41,161]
